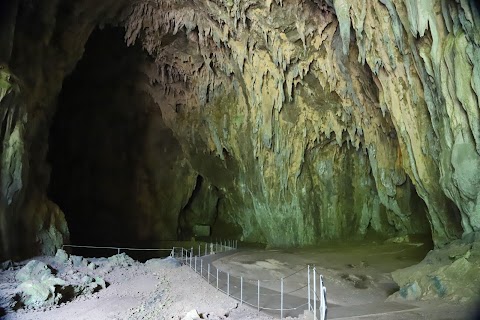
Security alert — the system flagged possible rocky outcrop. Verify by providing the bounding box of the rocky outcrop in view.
[390,232,480,302]
[0,64,28,259]
[0,0,479,258]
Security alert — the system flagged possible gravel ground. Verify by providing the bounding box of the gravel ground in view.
[0,253,295,320]
[2,242,477,320]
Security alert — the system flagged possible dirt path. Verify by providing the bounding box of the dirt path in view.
[2,241,478,320]
[187,251,313,318]
[211,242,476,319]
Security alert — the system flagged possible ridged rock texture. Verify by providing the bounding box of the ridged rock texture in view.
[0,0,479,259]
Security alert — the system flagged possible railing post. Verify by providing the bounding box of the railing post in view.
[313,267,317,320]
[308,265,311,311]
[195,256,197,273]
[281,277,284,319]
[257,280,260,312]
[320,275,326,320]
[216,268,219,289]
[205,243,207,256]
[201,259,203,278]
[227,272,230,296]
[198,245,201,256]
[240,276,243,305]
[208,264,211,284]
[117,248,120,255]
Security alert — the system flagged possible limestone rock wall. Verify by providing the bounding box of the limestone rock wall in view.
[124,0,479,245]
[0,0,129,259]
[0,0,479,258]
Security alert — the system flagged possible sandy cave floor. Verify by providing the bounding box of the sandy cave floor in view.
[0,241,478,320]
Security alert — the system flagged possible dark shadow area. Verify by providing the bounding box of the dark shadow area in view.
[47,27,152,247]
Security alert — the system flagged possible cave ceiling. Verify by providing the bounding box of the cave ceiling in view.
[0,0,479,258]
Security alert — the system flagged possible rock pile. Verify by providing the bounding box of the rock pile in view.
[13,249,113,308]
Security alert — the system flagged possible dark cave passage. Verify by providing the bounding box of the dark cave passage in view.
[47,27,187,247]
[47,27,147,246]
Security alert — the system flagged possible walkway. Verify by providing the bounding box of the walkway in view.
[179,248,418,320]
[180,250,324,318]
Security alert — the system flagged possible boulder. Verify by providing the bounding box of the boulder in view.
[55,249,69,264]
[145,256,181,270]
[107,253,136,268]
[69,255,88,268]
[15,261,66,307]
[390,237,480,302]
[183,309,201,320]
[15,260,51,282]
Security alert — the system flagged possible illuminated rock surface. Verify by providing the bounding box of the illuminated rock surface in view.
[0,0,479,301]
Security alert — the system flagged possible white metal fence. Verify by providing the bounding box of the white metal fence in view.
[62,244,174,255]
[172,245,327,320]
[62,241,327,320]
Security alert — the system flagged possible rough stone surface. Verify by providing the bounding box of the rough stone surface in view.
[0,0,479,260]
[15,260,67,307]
[183,309,201,320]
[390,232,480,302]
[12,250,138,309]
[145,256,181,270]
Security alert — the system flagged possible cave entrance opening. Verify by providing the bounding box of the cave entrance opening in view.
[46,26,184,254]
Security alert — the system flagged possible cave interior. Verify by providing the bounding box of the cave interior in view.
[0,0,480,311]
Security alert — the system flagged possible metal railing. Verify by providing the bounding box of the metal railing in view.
[173,245,327,320]
[62,244,174,255]
[61,241,326,320]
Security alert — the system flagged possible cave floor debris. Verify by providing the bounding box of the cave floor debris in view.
[0,241,477,319]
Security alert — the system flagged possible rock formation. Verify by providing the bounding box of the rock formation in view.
[0,0,479,260]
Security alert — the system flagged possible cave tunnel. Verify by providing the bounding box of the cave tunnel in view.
[47,26,186,248]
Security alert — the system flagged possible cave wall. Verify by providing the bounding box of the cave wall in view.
[0,0,479,259]
[127,0,478,246]
[0,0,131,258]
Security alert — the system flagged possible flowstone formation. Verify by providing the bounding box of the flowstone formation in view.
[0,0,479,259]
[122,0,480,246]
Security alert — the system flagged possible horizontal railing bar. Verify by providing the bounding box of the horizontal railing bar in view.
[62,244,172,251]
